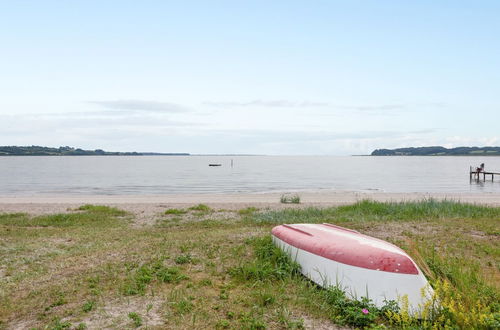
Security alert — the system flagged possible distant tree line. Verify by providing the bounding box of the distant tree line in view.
[371,146,500,156]
[0,146,189,156]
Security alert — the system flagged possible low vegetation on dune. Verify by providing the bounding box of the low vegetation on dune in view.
[0,200,498,329]
[280,194,301,204]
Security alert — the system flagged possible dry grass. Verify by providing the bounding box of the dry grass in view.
[0,200,499,329]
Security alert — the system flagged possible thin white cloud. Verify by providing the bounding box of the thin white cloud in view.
[204,100,329,108]
[203,100,407,110]
[336,104,406,111]
[0,112,194,136]
[338,102,446,113]
[196,128,437,142]
[204,100,446,117]
[88,100,189,113]
[408,129,438,134]
[182,128,442,155]
[413,102,447,108]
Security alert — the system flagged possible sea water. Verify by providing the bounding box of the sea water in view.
[1,155,500,195]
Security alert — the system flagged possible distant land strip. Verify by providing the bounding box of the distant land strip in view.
[371,146,500,156]
[0,146,189,156]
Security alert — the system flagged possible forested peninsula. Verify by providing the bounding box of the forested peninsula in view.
[0,146,189,156]
[371,146,500,156]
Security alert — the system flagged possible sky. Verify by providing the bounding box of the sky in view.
[1,1,499,155]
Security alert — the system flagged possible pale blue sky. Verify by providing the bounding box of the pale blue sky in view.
[1,1,499,155]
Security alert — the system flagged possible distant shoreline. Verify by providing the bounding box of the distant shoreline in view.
[0,154,191,156]
[371,146,500,156]
[0,145,189,156]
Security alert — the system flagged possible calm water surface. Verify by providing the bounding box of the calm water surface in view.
[1,156,500,195]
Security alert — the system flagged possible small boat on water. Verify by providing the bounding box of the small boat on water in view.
[272,223,432,311]
[208,164,222,167]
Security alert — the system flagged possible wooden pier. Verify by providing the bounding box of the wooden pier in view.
[470,166,500,182]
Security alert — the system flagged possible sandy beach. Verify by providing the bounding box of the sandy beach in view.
[1,191,500,216]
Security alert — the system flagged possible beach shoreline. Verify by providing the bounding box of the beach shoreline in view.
[1,191,500,215]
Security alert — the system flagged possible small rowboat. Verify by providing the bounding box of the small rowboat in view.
[272,223,432,311]
[208,164,222,167]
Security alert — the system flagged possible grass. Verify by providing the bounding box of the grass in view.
[229,237,300,282]
[174,254,192,265]
[0,200,498,329]
[77,204,128,216]
[253,198,500,228]
[0,204,128,230]
[280,194,301,204]
[82,300,96,313]
[128,312,143,327]
[237,207,259,216]
[165,208,188,215]
[188,204,212,212]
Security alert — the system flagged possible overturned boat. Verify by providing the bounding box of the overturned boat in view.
[272,223,432,311]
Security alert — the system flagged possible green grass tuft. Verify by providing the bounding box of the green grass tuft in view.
[337,198,500,222]
[82,300,96,313]
[165,208,188,215]
[0,213,30,225]
[249,198,500,224]
[122,260,188,296]
[188,204,212,212]
[229,236,300,282]
[172,298,194,315]
[174,254,192,265]
[0,206,128,228]
[77,204,128,216]
[280,194,301,204]
[47,317,72,330]
[238,207,259,216]
[127,312,142,327]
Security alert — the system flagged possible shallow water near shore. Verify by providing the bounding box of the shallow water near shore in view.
[1,155,500,195]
